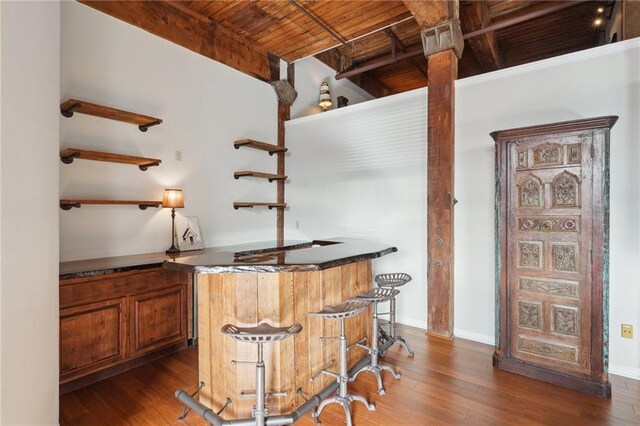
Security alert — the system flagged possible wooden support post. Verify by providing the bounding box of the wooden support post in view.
[276,63,294,244]
[426,50,457,339]
[404,0,459,339]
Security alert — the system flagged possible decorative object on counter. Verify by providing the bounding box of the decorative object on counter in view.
[177,216,202,252]
[375,273,414,357]
[163,189,185,255]
[60,148,161,171]
[310,300,376,425]
[60,99,162,132]
[492,116,618,398]
[352,287,402,395]
[337,96,349,108]
[318,81,332,111]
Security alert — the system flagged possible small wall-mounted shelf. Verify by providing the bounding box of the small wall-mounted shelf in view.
[60,199,162,211]
[60,99,163,132]
[60,148,161,171]
[234,171,287,182]
[234,139,287,155]
[233,202,287,210]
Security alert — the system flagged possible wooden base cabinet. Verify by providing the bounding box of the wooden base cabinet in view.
[60,268,191,392]
[492,116,617,398]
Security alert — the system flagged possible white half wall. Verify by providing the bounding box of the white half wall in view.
[291,57,374,119]
[60,2,279,261]
[1,1,61,424]
[285,39,640,378]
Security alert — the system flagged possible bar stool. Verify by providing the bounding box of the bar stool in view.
[351,287,401,395]
[222,322,302,426]
[375,272,414,357]
[310,300,375,426]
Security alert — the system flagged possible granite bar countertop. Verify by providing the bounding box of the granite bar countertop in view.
[59,238,397,280]
[163,238,397,274]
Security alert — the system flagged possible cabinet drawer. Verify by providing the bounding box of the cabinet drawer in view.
[60,297,127,382]
[130,285,187,357]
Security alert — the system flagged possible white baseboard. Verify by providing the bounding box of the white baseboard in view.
[454,329,496,346]
[396,317,496,347]
[396,317,426,330]
[609,364,640,381]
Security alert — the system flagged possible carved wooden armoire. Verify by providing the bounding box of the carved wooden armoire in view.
[492,116,618,398]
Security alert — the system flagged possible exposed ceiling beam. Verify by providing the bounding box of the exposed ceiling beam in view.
[79,0,275,82]
[460,0,503,72]
[402,0,455,27]
[337,0,585,80]
[287,0,349,47]
[384,28,428,81]
[315,50,392,99]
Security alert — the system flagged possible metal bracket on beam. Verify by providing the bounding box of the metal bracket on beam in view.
[60,151,81,164]
[138,120,162,133]
[270,79,298,106]
[138,161,161,171]
[420,19,464,59]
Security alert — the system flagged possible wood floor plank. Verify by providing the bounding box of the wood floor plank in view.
[60,324,638,425]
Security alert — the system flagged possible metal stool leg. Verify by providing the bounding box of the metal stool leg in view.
[380,296,414,357]
[352,301,400,395]
[314,316,375,424]
[254,342,266,426]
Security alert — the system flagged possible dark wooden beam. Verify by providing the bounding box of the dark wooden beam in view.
[79,1,274,81]
[426,50,457,339]
[315,50,392,99]
[403,0,454,27]
[276,63,294,245]
[385,28,428,81]
[460,0,503,72]
[404,0,458,338]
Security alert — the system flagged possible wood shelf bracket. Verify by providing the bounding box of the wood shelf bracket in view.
[60,200,162,211]
[233,202,287,210]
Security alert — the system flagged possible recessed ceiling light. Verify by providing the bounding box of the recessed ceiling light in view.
[597,7,604,13]
[594,17,603,26]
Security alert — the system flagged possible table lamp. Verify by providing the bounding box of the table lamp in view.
[163,188,184,254]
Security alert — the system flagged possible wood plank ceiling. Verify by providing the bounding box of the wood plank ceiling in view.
[127,1,613,97]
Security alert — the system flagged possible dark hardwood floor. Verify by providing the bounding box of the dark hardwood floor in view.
[60,325,640,425]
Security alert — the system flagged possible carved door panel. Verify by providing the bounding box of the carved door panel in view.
[507,134,593,374]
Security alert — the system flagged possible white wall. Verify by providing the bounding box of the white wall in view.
[291,57,374,119]
[60,2,280,261]
[1,1,61,424]
[285,39,640,378]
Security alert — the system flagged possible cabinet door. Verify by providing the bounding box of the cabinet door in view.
[130,285,187,357]
[507,133,593,375]
[60,297,127,382]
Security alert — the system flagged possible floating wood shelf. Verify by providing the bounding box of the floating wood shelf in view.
[233,202,287,210]
[234,171,287,182]
[233,139,287,155]
[60,148,162,171]
[60,199,162,211]
[60,99,163,132]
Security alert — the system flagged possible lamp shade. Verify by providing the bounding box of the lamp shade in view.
[162,188,184,208]
[318,81,332,111]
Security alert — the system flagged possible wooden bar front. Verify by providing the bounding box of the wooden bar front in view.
[197,261,372,418]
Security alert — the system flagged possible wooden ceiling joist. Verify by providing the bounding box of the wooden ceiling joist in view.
[460,1,503,72]
[80,0,274,82]
[315,50,392,99]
